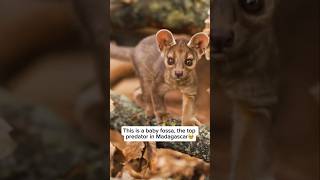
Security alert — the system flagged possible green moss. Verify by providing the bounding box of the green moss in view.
[111,0,209,33]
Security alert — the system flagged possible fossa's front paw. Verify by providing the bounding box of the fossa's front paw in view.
[182,117,202,126]
[133,88,144,107]
[144,105,155,117]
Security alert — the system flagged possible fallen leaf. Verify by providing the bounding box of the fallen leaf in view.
[110,143,125,177]
[121,142,157,179]
[153,149,210,179]
[122,142,145,161]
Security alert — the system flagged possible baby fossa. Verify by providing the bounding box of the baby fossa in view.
[72,0,317,178]
[113,30,209,125]
[213,0,279,179]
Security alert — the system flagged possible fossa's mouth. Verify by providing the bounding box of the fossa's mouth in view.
[174,77,184,81]
[173,76,188,82]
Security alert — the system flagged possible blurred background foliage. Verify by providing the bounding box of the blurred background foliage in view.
[110,0,210,44]
[111,0,209,32]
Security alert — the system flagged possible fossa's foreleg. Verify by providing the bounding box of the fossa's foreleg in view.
[228,79,277,180]
[181,93,201,126]
[231,104,275,180]
[151,84,169,124]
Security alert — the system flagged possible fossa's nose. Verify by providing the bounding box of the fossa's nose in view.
[175,71,183,78]
[212,29,234,53]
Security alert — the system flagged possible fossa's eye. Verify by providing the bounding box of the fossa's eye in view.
[167,57,175,65]
[185,59,193,66]
[240,0,264,14]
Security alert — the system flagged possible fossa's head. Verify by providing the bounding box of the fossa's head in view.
[213,0,277,60]
[156,29,209,80]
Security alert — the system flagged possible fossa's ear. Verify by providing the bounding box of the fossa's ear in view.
[187,32,209,58]
[156,29,176,52]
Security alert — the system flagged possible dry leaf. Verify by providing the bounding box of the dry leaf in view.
[110,130,126,150]
[121,142,157,179]
[122,142,145,161]
[110,142,116,160]
[110,144,125,177]
[153,149,210,179]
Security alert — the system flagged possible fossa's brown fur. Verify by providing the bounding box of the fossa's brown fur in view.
[114,30,209,125]
[213,0,278,179]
